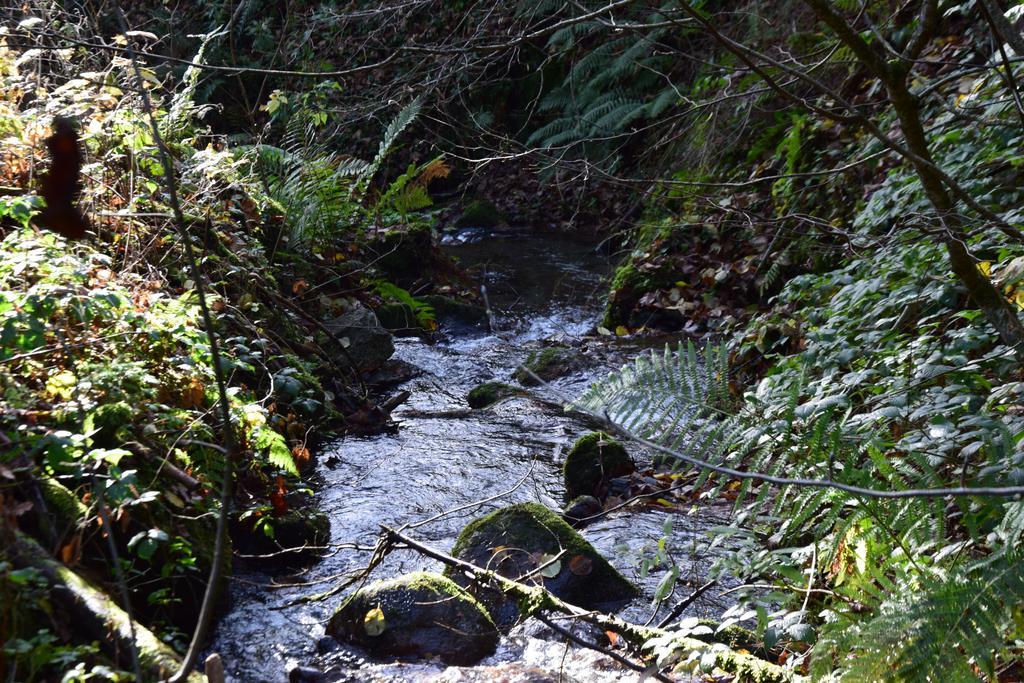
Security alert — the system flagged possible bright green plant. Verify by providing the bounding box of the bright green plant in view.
[246,96,423,253]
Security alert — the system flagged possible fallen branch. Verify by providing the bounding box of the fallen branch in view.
[381,526,801,682]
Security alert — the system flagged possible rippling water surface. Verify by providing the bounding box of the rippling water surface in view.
[208,229,735,682]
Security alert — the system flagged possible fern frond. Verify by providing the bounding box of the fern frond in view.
[161,28,222,139]
[829,554,1024,681]
[573,341,733,456]
[366,96,423,181]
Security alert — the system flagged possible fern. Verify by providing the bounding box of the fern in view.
[575,341,1024,680]
[243,98,422,251]
[573,341,736,466]
[161,28,222,140]
[820,554,1024,681]
[527,16,682,168]
[364,96,423,189]
[374,280,435,328]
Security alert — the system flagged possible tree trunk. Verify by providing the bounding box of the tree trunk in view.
[804,0,1024,350]
[979,0,1024,58]
[886,81,1024,349]
[8,531,207,683]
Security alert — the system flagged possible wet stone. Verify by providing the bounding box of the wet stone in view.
[447,502,638,626]
[327,572,498,666]
[288,666,327,683]
[513,346,582,386]
[324,302,395,373]
[563,433,635,500]
[563,495,603,526]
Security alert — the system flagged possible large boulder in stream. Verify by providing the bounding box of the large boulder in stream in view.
[326,572,498,665]
[446,503,638,625]
[513,346,582,386]
[563,432,635,500]
[324,302,395,373]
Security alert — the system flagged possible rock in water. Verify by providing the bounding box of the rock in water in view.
[563,495,603,525]
[563,432,634,500]
[324,302,395,373]
[327,572,498,665]
[466,381,524,409]
[447,503,638,625]
[513,346,581,386]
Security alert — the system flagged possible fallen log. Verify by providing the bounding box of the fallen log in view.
[381,525,802,683]
[9,531,207,683]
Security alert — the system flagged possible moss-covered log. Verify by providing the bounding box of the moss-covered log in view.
[9,531,207,683]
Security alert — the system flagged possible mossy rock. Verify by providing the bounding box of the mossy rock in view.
[467,381,524,409]
[454,199,504,229]
[420,295,488,328]
[513,347,581,386]
[327,571,498,665]
[374,302,424,336]
[369,223,435,284]
[447,503,638,625]
[273,509,329,549]
[563,432,634,500]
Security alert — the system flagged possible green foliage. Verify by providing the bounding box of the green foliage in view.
[816,546,1024,680]
[372,156,448,222]
[246,97,424,251]
[578,227,1024,675]
[373,280,435,328]
[526,12,687,169]
[0,560,125,681]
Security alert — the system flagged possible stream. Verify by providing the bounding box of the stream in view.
[208,228,737,682]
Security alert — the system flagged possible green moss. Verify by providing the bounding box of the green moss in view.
[447,502,637,620]
[38,477,88,529]
[373,571,484,603]
[375,302,422,332]
[513,346,579,385]
[604,262,648,328]
[467,381,523,408]
[610,262,644,293]
[563,432,634,499]
[454,199,504,228]
[328,571,498,665]
[673,643,796,683]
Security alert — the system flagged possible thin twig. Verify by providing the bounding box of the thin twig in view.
[536,613,672,683]
[656,579,719,629]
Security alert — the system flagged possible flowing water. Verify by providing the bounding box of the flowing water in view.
[208,229,736,682]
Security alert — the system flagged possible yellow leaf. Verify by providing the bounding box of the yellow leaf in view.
[978,261,991,277]
[614,325,629,337]
[45,370,77,401]
[363,606,386,636]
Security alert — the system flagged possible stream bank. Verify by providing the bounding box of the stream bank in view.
[208,228,737,682]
